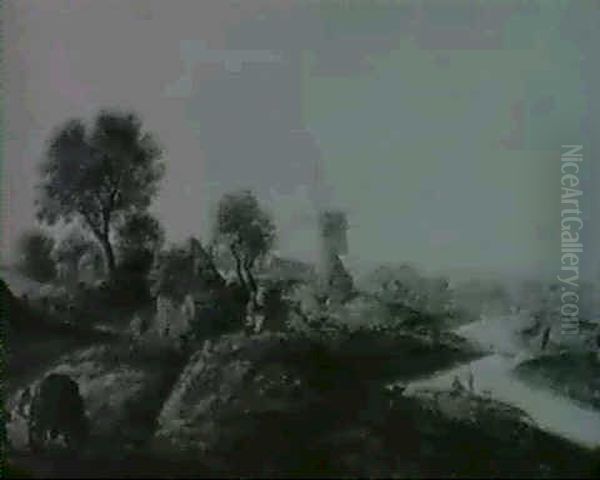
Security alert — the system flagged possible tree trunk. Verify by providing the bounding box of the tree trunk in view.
[244,262,259,309]
[81,210,116,278]
[100,210,116,278]
[230,244,247,291]
[100,236,116,277]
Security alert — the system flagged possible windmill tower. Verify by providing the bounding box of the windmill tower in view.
[318,210,353,302]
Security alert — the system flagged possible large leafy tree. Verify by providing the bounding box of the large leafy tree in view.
[36,110,164,276]
[215,190,275,305]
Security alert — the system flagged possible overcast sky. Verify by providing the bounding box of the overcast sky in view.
[3,0,599,280]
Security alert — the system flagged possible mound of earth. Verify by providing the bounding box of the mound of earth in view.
[7,343,185,451]
[154,330,453,475]
[153,333,340,468]
[151,330,588,477]
[154,328,478,455]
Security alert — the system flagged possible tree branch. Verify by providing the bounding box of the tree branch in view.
[80,210,102,241]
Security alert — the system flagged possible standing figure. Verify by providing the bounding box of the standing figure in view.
[541,326,551,352]
[467,368,475,394]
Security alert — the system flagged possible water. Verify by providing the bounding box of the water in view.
[404,315,600,449]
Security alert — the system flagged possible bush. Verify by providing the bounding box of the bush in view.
[16,230,56,283]
[113,212,165,307]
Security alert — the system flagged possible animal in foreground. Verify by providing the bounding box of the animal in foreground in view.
[27,373,89,453]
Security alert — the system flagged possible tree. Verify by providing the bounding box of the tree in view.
[111,212,165,305]
[36,110,164,277]
[53,229,100,285]
[116,212,164,268]
[215,190,275,306]
[16,230,56,283]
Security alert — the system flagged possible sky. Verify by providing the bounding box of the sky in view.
[3,0,599,281]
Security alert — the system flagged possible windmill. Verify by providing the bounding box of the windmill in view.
[317,210,354,303]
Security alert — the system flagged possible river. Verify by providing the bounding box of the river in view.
[402,314,600,449]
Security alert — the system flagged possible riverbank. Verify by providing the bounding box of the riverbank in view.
[403,315,600,450]
[515,352,600,411]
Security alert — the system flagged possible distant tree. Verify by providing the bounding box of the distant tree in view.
[36,110,164,277]
[425,276,452,316]
[365,264,455,331]
[16,230,56,283]
[53,229,99,285]
[150,238,215,303]
[215,190,276,306]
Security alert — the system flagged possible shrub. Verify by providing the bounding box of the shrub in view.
[16,230,56,283]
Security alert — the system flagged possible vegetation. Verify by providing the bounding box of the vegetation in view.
[16,230,56,283]
[36,110,164,277]
[6,108,599,478]
[215,190,276,307]
[52,228,101,285]
[112,212,165,306]
[149,239,208,303]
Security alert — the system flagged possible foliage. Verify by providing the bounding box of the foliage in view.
[52,229,102,284]
[16,230,56,283]
[36,110,164,275]
[149,243,194,303]
[53,229,96,264]
[362,264,454,329]
[215,190,275,302]
[116,212,164,261]
[111,212,165,305]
